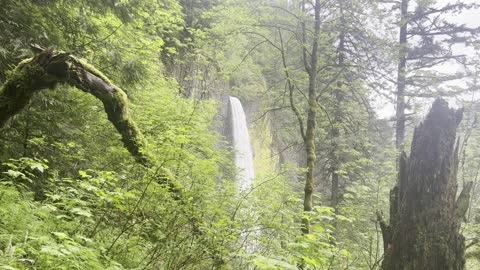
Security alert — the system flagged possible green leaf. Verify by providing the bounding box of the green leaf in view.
[52,232,68,240]
[302,256,320,267]
[336,214,353,222]
[71,208,93,218]
[311,224,325,232]
[40,245,64,257]
[0,265,19,270]
[30,163,45,173]
[340,248,351,258]
[79,170,90,178]
[3,170,24,179]
[3,162,18,169]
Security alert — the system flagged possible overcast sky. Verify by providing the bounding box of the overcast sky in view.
[375,0,480,119]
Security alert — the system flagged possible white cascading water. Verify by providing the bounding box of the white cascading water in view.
[230,97,258,258]
[229,96,255,191]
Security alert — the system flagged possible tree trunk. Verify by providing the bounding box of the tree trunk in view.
[395,0,408,151]
[330,1,347,217]
[301,0,321,235]
[380,98,471,270]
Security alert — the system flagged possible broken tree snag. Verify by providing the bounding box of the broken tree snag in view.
[382,98,471,270]
[0,46,148,166]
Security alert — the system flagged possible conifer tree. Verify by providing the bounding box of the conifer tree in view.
[392,0,480,149]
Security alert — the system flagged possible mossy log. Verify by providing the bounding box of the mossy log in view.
[380,98,471,270]
[0,45,148,165]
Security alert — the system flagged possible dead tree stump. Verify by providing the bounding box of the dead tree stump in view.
[379,98,472,270]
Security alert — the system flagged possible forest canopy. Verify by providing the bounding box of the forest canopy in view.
[1,0,480,269]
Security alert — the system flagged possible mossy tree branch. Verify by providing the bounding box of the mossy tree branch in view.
[0,45,148,165]
[0,46,225,266]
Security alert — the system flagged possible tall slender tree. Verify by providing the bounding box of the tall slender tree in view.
[392,0,480,150]
[300,0,321,234]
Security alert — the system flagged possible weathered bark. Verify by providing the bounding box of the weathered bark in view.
[380,98,471,270]
[0,46,148,165]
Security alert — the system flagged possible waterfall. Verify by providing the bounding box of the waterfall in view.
[229,96,255,191]
[229,96,258,259]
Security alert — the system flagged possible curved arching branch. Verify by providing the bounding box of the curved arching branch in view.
[0,46,227,265]
[0,45,148,165]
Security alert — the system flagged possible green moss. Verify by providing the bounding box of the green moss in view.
[0,57,58,128]
[76,57,115,86]
[15,57,34,69]
[1,50,150,166]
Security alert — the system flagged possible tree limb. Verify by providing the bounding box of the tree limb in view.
[0,45,148,165]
